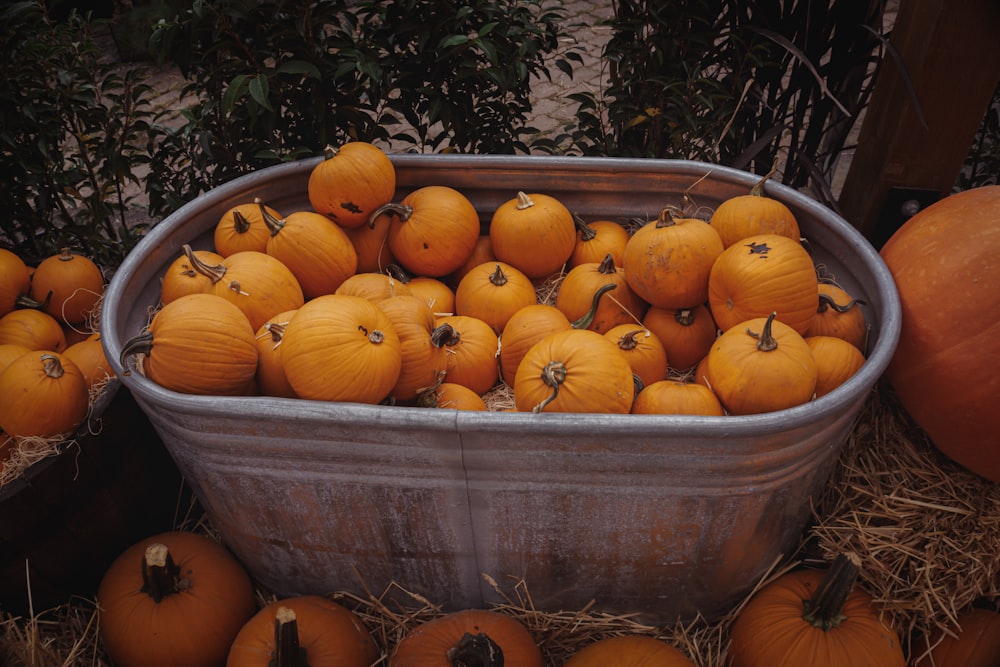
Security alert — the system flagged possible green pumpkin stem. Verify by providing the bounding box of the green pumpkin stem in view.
[447,631,504,667]
[270,606,309,667]
[746,311,779,352]
[802,552,862,631]
[140,543,184,603]
[571,283,617,330]
[533,361,567,412]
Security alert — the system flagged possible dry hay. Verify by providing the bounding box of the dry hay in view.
[805,382,1000,652]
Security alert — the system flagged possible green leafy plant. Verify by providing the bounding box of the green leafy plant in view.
[0,1,160,268]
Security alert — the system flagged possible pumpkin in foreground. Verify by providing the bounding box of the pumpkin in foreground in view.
[911,607,1000,667]
[880,185,1000,482]
[97,531,256,667]
[389,608,542,667]
[563,634,695,666]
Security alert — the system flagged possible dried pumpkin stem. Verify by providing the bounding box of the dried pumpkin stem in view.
[447,631,504,667]
[39,353,65,379]
[674,308,695,326]
[119,331,154,368]
[573,213,597,241]
[515,191,534,210]
[616,329,647,351]
[746,311,779,352]
[231,208,252,234]
[140,543,184,603]
[182,243,227,284]
[571,283,617,330]
[257,197,287,237]
[749,156,780,197]
[368,202,413,228]
[802,552,861,631]
[597,253,617,274]
[817,292,866,313]
[488,264,508,287]
[272,606,308,667]
[655,208,679,228]
[533,361,567,413]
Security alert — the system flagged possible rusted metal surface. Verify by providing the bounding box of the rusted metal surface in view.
[101,155,901,622]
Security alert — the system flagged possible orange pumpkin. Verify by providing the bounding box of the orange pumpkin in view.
[97,531,256,667]
[119,293,259,396]
[564,634,695,667]
[27,248,105,325]
[556,254,647,334]
[0,307,67,352]
[346,207,397,273]
[623,208,724,310]
[804,283,868,352]
[226,595,378,667]
[702,312,817,415]
[569,217,630,268]
[603,324,668,389]
[389,609,543,667]
[0,343,31,375]
[214,200,281,256]
[181,245,305,332]
[707,233,819,335]
[642,304,718,372]
[160,248,226,305]
[417,381,488,411]
[0,248,31,318]
[254,310,298,399]
[708,175,801,248]
[489,191,576,280]
[335,271,412,303]
[0,350,89,438]
[434,314,500,396]
[377,185,481,277]
[632,379,724,416]
[64,334,114,390]
[406,276,455,316]
[448,234,496,288]
[806,335,865,398]
[911,607,1000,667]
[455,262,537,335]
[378,295,449,403]
[280,294,401,404]
[307,141,396,229]
[260,204,358,299]
[514,328,635,413]
[498,304,571,387]
[879,186,1000,482]
[728,553,905,667]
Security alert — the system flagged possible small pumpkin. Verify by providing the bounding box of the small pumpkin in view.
[308,141,396,229]
[623,208,725,310]
[119,292,259,396]
[378,295,450,403]
[728,553,905,667]
[0,350,89,438]
[707,233,819,335]
[375,185,481,278]
[346,207,397,273]
[556,253,647,334]
[632,379,724,416]
[254,310,299,399]
[702,312,817,415]
[64,333,114,390]
[498,304,571,387]
[434,314,500,396]
[564,634,695,667]
[708,172,801,248]
[26,247,105,325]
[416,380,488,411]
[804,283,868,352]
[911,607,1000,667]
[455,262,537,335]
[159,248,226,305]
[514,328,635,414]
[388,608,543,667]
[260,203,358,300]
[448,234,496,288]
[642,304,718,372]
[568,216,630,269]
[226,595,378,667]
[603,324,668,389]
[805,335,865,398]
[0,307,67,352]
[280,294,402,404]
[489,191,576,280]
[335,271,412,303]
[97,531,256,667]
[214,200,281,257]
[406,275,456,316]
[0,248,31,319]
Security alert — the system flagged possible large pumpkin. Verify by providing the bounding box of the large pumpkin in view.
[0,350,89,438]
[879,185,1000,482]
[307,141,396,229]
[28,247,105,325]
[489,191,577,280]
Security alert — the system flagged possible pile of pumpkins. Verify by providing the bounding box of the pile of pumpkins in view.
[95,529,1000,667]
[123,141,870,417]
[0,246,113,470]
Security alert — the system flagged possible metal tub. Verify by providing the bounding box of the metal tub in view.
[102,155,900,621]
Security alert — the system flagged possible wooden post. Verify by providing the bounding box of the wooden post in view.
[837,0,1000,248]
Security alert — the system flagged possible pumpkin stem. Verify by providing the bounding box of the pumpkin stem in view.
[616,329,648,351]
[15,291,49,310]
[571,283,618,330]
[488,264,508,287]
[817,292,866,314]
[573,213,597,241]
[515,191,534,211]
[674,308,695,326]
[57,247,75,261]
[749,156,780,197]
[140,543,186,603]
[384,264,413,284]
[232,209,252,234]
[322,144,339,160]
[368,202,413,228]
[270,606,309,667]
[597,253,617,275]
[257,197,286,237]
[182,244,227,284]
[257,321,288,349]
[447,631,504,667]
[802,552,862,631]
[655,207,679,228]
[746,312,779,352]
[39,353,65,379]
[532,361,567,412]
[119,331,154,369]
